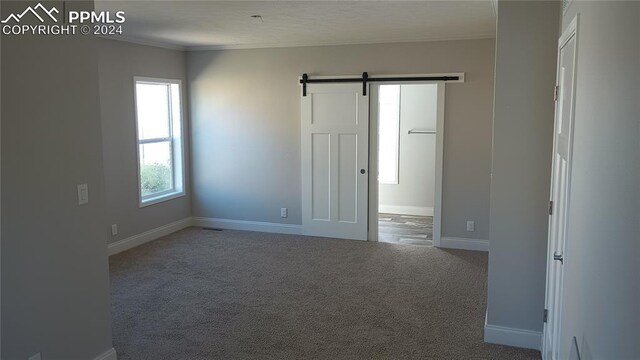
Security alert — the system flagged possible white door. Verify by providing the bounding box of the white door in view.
[543,17,578,360]
[301,83,369,240]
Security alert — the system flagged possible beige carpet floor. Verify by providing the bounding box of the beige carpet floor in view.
[109,227,541,360]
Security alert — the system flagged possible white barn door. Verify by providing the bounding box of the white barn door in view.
[301,83,369,240]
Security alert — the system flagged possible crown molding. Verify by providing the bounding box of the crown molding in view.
[187,33,497,52]
[95,33,496,52]
[97,35,187,51]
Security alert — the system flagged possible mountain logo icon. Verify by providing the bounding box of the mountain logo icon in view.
[1,3,59,24]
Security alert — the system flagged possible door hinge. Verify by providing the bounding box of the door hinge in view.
[554,85,560,101]
[544,309,548,323]
[549,201,553,215]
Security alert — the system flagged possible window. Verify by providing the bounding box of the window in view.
[134,77,185,206]
[378,85,401,184]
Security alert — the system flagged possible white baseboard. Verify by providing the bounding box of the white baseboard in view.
[379,205,434,216]
[94,348,117,360]
[484,312,542,350]
[105,218,484,256]
[439,237,489,252]
[192,217,302,235]
[108,218,193,256]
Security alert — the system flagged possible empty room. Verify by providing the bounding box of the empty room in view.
[2,1,639,360]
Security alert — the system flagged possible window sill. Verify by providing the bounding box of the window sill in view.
[140,191,185,208]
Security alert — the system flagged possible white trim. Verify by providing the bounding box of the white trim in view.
[440,237,489,252]
[134,76,183,85]
[432,83,445,247]
[368,87,381,242]
[0,28,2,354]
[100,34,496,53]
[193,217,302,235]
[140,191,186,208]
[133,77,187,208]
[188,34,496,51]
[108,218,193,256]
[378,205,433,217]
[484,315,542,351]
[490,0,498,19]
[93,348,117,360]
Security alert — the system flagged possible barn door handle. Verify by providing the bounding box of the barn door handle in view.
[553,252,564,264]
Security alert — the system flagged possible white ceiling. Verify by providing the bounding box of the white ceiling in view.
[96,1,496,50]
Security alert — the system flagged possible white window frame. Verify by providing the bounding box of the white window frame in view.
[378,84,401,185]
[133,76,186,207]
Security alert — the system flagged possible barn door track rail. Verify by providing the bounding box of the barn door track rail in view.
[299,72,462,96]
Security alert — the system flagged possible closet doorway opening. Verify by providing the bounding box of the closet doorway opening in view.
[369,83,444,246]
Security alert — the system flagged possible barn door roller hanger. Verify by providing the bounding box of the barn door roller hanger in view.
[299,72,461,96]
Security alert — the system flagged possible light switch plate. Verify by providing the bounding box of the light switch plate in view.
[111,224,118,236]
[77,184,89,205]
[280,208,288,218]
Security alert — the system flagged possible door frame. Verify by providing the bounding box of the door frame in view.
[299,73,463,244]
[368,75,460,245]
[542,14,580,359]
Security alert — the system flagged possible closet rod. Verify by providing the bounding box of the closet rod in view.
[408,130,436,135]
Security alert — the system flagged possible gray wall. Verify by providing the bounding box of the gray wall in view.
[558,2,640,358]
[1,2,113,359]
[98,39,191,243]
[188,39,495,240]
[379,84,437,215]
[487,0,560,333]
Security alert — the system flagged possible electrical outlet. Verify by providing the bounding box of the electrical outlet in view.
[28,353,41,360]
[111,224,118,236]
[280,208,288,218]
[77,183,89,205]
[466,221,475,232]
